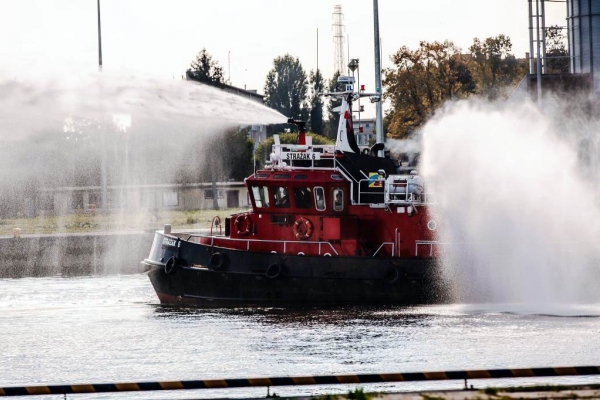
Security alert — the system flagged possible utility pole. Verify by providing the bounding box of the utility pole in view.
[97,0,103,70]
[528,0,534,74]
[97,0,108,209]
[536,0,542,106]
[541,0,547,74]
[373,0,384,152]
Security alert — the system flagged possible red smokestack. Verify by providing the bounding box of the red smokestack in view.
[287,118,307,145]
[298,125,306,145]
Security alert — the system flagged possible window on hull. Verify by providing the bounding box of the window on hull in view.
[333,188,344,211]
[314,187,326,211]
[273,186,290,208]
[252,186,270,208]
[294,187,312,209]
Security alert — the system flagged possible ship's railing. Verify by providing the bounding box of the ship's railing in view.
[355,178,436,206]
[189,234,340,256]
[415,240,438,257]
[384,179,423,204]
[372,242,394,257]
[266,143,338,171]
[357,178,385,204]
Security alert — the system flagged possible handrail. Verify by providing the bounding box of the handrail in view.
[415,240,437,257]
[357,178,385,205]
[2,366,598,396]
[265,165,338,171]
[192,234,340,256]
[332,161,360,205]
[372,242,394,257]
[210,216,222,236]
[269,143,338,170]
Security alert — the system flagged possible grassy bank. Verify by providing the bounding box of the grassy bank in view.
[0,208,246,235]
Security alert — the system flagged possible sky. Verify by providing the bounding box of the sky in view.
[1,0,567,108]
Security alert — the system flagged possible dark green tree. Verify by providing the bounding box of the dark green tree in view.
[177,127,254,209]
[220,127,255,181]
[308,69,325,135]
[383,40,475,138]
[264,54,308,120]
[545,25,569,74]
[469,35,526,99]
[190,127,254,183]
[186,48,225,87]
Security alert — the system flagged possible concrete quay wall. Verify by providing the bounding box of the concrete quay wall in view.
[0,232,155,278]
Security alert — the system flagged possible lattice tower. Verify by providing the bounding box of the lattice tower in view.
[332,5,346,75]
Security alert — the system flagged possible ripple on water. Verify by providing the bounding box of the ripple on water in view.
[0,274,599,400]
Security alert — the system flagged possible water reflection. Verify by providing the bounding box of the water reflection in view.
[152,304,435,328]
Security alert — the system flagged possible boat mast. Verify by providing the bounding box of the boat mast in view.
[373,0,384,155]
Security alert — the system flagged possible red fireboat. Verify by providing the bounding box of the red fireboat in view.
[143,76,442,306]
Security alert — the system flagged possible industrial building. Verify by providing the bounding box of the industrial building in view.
[37,182,249,215]
[525,0,600,98]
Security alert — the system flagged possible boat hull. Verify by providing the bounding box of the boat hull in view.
[143,233,444,307]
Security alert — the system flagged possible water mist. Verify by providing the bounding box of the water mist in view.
[0,69,286,277]
[419,97,600,307]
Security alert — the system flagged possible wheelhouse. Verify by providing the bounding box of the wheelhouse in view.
[246,171,350,215]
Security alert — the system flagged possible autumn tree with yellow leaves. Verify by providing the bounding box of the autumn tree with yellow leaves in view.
[383,36,527,139]
[383,40,476,139]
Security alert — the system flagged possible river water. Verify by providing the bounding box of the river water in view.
[1,274,599,400]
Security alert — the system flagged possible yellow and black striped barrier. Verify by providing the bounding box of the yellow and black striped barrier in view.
[0,366,599,396]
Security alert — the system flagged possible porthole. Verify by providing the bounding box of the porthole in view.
[427,220,437,231]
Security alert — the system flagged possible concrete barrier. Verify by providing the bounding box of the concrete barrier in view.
[0,232,155,278]
[0,366,599,396]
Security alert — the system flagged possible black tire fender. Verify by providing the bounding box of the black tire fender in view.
[164,256,178,275]
[383,267,400,284]
[266,263,283,279]
[210,252,227,270]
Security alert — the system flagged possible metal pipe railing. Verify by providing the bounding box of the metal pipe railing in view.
[201,234,340,256]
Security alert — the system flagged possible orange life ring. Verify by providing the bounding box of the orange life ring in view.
[235,214,253,236]
[293,218,313,240]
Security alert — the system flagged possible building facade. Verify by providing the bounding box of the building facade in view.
[352,118,376,146]
[567,0,600,94]
[38,182,249,215]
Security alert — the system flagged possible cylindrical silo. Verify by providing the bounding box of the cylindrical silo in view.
[568,0,600,93]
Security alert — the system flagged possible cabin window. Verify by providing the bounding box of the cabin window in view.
[294,174,308,180]
[314,187,326,211]
[273,173,291,179]
[333,188,344,211]
[294,187,312,209]
[273,186,290,208]
[252,186,270,208]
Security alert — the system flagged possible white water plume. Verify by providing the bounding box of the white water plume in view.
[0,69,285,277]
[0,69,285,209]
[421,98,600,305]
[0,70,285,137]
